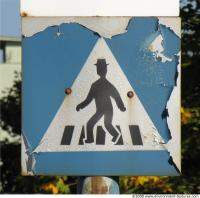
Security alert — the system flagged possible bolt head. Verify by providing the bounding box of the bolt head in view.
[65,88,72,95]
[127,91,134,98]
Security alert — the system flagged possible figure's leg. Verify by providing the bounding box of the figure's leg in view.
[104,110,120,143]
[86,111,103,143]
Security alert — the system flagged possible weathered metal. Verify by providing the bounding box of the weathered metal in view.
[127,91,134,98]
[65,88,72,95]
[21,14,181,176]
[20,11,28,17]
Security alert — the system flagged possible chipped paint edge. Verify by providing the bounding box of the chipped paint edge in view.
[22,17,181,39]
[158,17,181,38]
[22,17,132,39]
[157,18,181,172]
[166,52,181,172]
[147,18,181,173]
[21,133,36,175]
[21,17,181,175]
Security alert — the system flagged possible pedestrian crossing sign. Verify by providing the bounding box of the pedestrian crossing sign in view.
[22,17,181,176]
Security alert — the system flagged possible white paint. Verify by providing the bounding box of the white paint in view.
[21,0,179,16]
[148,18,181,171]
[21,135,29,175]
[34,38,164,153]
[166,52,181,171]
[158,17,181,38]
[149,34,172,63]
[22,17,131,38]
[21,135,35,175]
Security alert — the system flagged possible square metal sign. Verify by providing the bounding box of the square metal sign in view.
[22,16,181,175]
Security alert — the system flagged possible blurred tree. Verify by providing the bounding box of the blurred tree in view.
[0,72,77,193]
[168,0,200,193]
[181,0,200,107]
[120,0,200,194]
[0,72,21,137]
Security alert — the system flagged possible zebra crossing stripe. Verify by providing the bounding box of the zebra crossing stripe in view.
[129,125,143,145]
[60,126,74,145]
[61,125,143,146]
[79,126,124,145]
[96,126,106,145]
[79,126,85,145]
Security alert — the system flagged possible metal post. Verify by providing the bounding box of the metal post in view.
[77,176,120,194]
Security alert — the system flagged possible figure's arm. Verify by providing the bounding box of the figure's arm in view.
[76,85,94,111]
[110,85,126,112]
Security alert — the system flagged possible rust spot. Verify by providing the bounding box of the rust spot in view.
[21,11,28,17]
[127,91,134,98]
[65,88,72,95]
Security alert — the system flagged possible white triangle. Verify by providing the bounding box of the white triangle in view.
[34,38,165,152]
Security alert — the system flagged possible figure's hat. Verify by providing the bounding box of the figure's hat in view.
[94,59,109,67]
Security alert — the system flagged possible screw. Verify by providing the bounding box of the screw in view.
[21,11,28,17]
[65,88,72,95]
[127,91,134,98]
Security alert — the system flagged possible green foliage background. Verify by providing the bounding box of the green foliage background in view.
[0,0,200,194]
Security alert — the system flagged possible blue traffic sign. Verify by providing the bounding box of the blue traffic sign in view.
[22,17,181,176]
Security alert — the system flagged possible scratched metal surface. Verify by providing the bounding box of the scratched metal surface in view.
[22,17,180,175]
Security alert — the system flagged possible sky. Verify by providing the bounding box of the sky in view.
[0,0,21,38]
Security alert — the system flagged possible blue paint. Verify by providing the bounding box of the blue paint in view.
[106,17,180,142]
[33,151,179,176]
[23,18,180,175]
[160,24,180,58]
[22,24,99,150]
[159,58,179,87]
[0,0,21,38]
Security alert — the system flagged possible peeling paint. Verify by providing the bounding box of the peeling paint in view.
[159,33,180,171]
[142,19,181,171]
[33,38,165,153]
[162,108,169,119]
[148,34,172,63]
[22,17,181,175]
[153,132,165,145]
[22,17,132,38]
[168,156,181,174]
[166,53,181,172]
[151,54,181,172]
[158,17,181,38]
[21,133,36,175]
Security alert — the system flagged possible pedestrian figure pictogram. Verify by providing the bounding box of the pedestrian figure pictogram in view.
[22,15,181,175]
[34,38,164,153]
[76,59,126,144]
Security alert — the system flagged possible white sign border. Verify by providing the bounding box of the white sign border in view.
[20,0,179,17]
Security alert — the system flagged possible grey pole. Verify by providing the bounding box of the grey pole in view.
[77,176,120,194]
